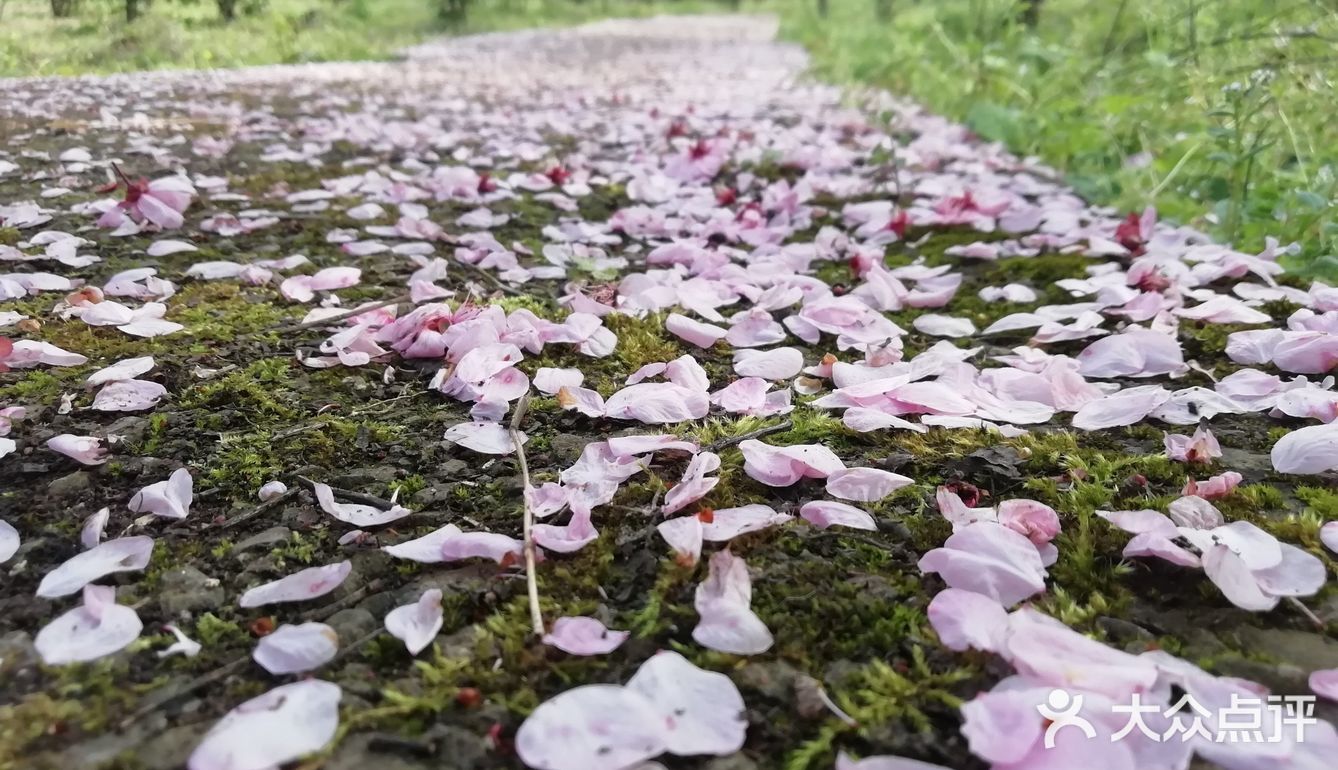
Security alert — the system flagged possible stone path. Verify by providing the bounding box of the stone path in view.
[1,15,1337,770]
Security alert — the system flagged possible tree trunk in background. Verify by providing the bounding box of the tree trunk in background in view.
[218,0,237,22]
[875,0,892,22]
[124,0,138,22]
[817,0,828,19]
[1020,0,1042,27]
[50,0,76,18]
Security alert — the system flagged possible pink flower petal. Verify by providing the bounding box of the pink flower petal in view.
[0,518,18,564]
[1310,669,1338,702]
[253,622,339,674]
[1322,522,1338,555]
[534,367,584,394]
[91,379,167,411]
[557,385,607,417]
[80,507,109,549]
[665,312,726,348]
[693,550,773,655]
[533,508,599,553]
[37,536,154,598]
[542,616,629,656]
[86,356,155,386]
[440,529,524,564]
[800,500,877,530]
[313,482,411,527]
[662,452,721,514]
[917,522,1047,606]
[444,421,523,454]
[128,468,193,520]
[1071,385,1171,431]
[701,504,793,541]
[188,680,341,770]
[739,439,845,486]
[733,347,804,380]
[385,589,444,655]
[34,585,142,665]
[47,433,109,465]
[1202,545,1277,611]
[657,516,703,565]
[604,382,709,424]
[1272,422,1338,474]
[825,467,913,502]
[996,499,1060,545]
[625,650,747,755]
[515,685,667,770]
[927,588,1008,653]
[239,561,351,608]
[836,751,952,770]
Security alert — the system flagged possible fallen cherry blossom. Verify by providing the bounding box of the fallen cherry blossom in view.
[34,585,143,665]
[542,616,630,656]
[252,622,339,675]
[384,589,444,655]
[188,680,341,770]
[239,561,352,608]
[128,467,194,520]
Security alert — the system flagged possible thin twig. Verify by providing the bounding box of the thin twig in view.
[212,486,300,531]
[268,293,411,334]
[509,394,544,636]
[455,258,525,297]
[299,579,386,623]
[704,419,794,453]
[1288,597,1325,630]
[292,474,394,508]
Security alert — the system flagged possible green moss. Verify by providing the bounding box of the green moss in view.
[605,313,683,373]
[270,531,325,568]
[0,369,72,405]
[179,358,298,420]
[194,612,248,646]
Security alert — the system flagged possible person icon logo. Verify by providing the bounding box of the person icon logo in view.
[1037,689,1097,748]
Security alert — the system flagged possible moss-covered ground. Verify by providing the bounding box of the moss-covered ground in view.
[1,20,1335,770]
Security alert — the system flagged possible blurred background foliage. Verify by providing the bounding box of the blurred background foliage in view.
[0,0,1334,276]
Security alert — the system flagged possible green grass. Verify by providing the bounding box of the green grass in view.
[776,0,1338,278]
[0,0,747,77]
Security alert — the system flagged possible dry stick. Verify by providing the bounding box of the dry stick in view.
[1288,597,1325,630]
[704,418,794,453]
[509,394,544,636]
[268,293,411,335]
[455,258,525,298]
[292,474,394,509]
[212,486,300,531]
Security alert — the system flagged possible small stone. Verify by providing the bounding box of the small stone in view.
[327,607,377,641]
[1212,656,1310,695]
[425,724,489,770]
[735,660,802,701]
[231,526,291,557]
[158,566,224,616]
[1096,616,1155,651]
[132,723,208,770]
[440,459,468,477]
[47,470,93,497]
[105,415,150,445]
[548,433,587,463]
[1233,628,1338,672]
[412,484,454,506]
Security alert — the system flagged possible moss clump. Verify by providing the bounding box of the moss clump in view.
[179,357,298,421]
[604,313,683,373]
